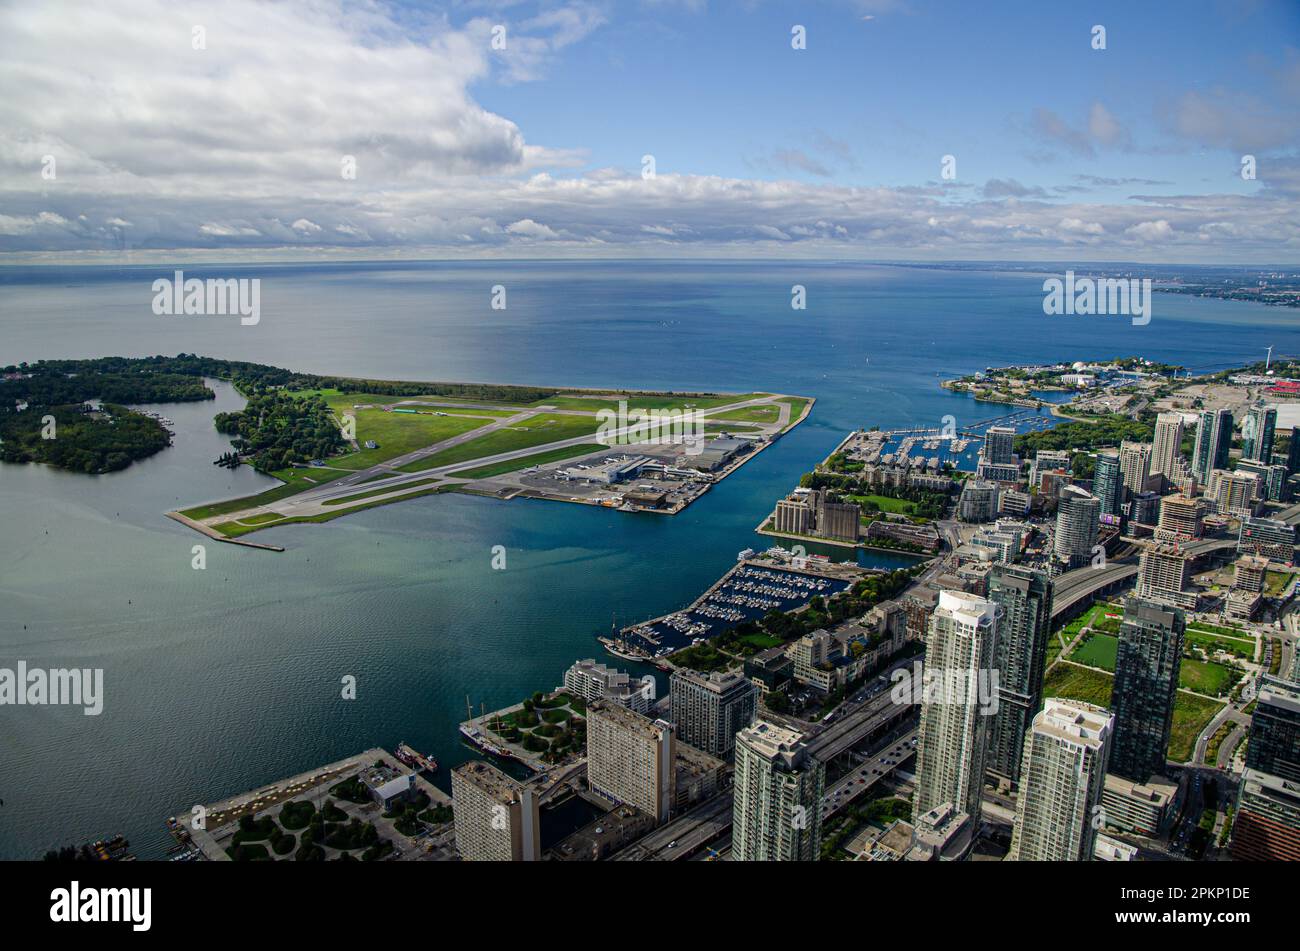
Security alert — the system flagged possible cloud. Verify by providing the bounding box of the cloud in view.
[983,178,1048,199]
[0,0,1294,264]
[1029,102,1131,158]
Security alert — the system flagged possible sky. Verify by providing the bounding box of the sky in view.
[1,0,1298,264]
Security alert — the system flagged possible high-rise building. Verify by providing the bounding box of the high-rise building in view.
[1238,514,1296,565]
[669,667,758,759]
[586,701,675,824]
[451,761,540,861]
[1030,449,1073,489]
[1008,699,1113,861]
[1150,412,1186,479]
[815,491,861,543]
[1109,598,1185,783]
[1287,428,1300,476]
[732,720,824,861]
[1231,769,1300,861]
[1209,468,1261,518]
[1192,408,1233,481]
[1236,459,1290,503]
[986,566,1054,788]
[1154,494,1207,543]
[1234,554,1268,593]
[1092,450,1124,519]
[958,480,999,523]
[1053,485,1100,568]
[1242,404,1277,463]
[1246,676,1300,783]
[915,590,999,825]
[1136,543,1197,610]
[1118,441,1152,495]
[983,426,1016,466]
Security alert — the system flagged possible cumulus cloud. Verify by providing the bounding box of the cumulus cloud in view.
[0,0,1294,263]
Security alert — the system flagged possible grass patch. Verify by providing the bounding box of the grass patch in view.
[1170,693,1225,764]
[451,443,607,479]
[1072,632,1118,671]
[528,393,761,413]
[1179,657,1240,697]
[709,405,781,424]
[1042,663,1113,708]
[397,413,601,473]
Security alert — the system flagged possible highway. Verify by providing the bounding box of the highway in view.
[609,792,733,861]
[820,728,917,820]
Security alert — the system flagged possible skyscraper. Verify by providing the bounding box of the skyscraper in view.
[1192,408,1233,481]
[983,426,1016,466]
[451,760,540,861]
[732,719,824,861]
[1092,450,1124,519]
[915,590,999,825]
[586,701,676,823]
[1231,769,1300,862]
[1150,412,1185,479]
[669,667,758,759]
[1287,428,1300,476]
[1245,675,1300,783]
[1109,598,1185,783]
[1008,699,1113,861]
[1053,485,1100,568]
[1136,543,1197,610]
[1242,404,1277,463]
[1118,441,1151,495]
[987,565,1054,788]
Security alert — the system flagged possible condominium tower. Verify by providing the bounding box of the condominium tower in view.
[1008,699,1113,861]
[915,590,999,825]
[451,761,540,861]
[1109,598,1186,783]
[986,565,1055,788]
[586,701,676,823]
[669,667,758,758]
[732,719,825,861]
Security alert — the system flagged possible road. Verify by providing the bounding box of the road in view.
[820,728,917,821]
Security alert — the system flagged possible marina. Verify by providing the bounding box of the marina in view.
[603,551,862,662]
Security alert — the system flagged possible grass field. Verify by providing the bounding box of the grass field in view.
[1185,628,1255,660]
[1264,570,1294,596]
[180,468,327,520]
[1042,662,1223,764]
[396,413,602,473]
[846,493,918,515]
[330,409,490,470]
[1181,657,1242,697]
[211,484,464,536]
[528,393,762,413]
[709,405,781,424]
[451,443,608,479]
[1072,632,1118,671]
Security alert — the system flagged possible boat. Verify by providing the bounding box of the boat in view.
[395,742,438,774]
[458,724,516,761]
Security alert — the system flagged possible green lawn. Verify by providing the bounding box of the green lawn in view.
[846,494,917,515]
[179,467,326,520]
[709,405,781,424]
[1072,632,1118,671]
[1042,663,1113,708]
[1179,657,1240,697]
[1185,629,1254,660]
[1264,570,1294,596]
[1041,663,1223,764]
[397,413,602,473]
[528,393,763,413]
[451,443,608,479]
[327,408,490,471]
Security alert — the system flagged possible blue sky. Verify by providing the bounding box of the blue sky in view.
[0,0,1297,262]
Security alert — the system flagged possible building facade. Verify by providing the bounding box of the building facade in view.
[914,590,999,825]
[1109,598,1186,783]
[1009,699,1113,861]
[451,761,540,861]
[732,720,824,861]
[669,667,758,759]
[986,565,1054,788]
[586,701,676,824]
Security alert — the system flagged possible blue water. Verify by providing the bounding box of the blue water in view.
[0,260,1293,859]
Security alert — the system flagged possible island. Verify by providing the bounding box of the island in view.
[1,355,813,545]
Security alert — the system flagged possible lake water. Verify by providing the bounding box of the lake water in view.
[0,260,1292,858]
